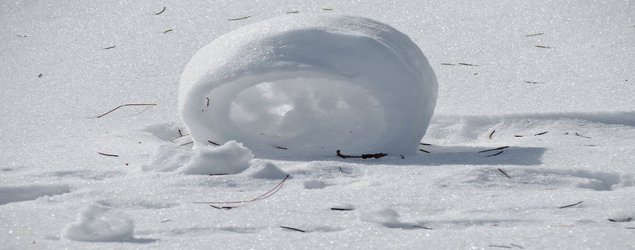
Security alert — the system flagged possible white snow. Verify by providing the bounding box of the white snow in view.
[1,0,634,249]
[178,14,437,157]
[181,140,253,175]
[63,204,136,242]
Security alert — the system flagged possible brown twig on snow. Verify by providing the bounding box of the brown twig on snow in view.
[163,29,173,33]
[489,245,513,249]
[534,131,548,136]
[574,132,591,139]
[558,201,583,209]
[420,142,432,146]
[525,32,544,37]
[207,140,220,146]
[330,207,355,211]
[535,45,552,49]
[195,175,290,209]
[322,8,334,11]
[441,63,455,66]
[286,10,300,14]
[179,141,193,146]
[103,45,116,50]
[478,146,509,153]
[336,150,387,159]
[489,130,496,139]
[96,103,157,118]
[98,152,119,157]
[419,149,430,153]
[458,62,478,67]
[280,226,306,233]
[274,146,288,150]
[498,168,511,178]
[154,6,166,15]
[228,16,251,21]
[486,151,504,157]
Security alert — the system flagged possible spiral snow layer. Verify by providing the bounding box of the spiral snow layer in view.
[179,15,438,157]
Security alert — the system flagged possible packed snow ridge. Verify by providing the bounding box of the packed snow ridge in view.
[178,14,438,158]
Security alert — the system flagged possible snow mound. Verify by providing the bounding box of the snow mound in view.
[63,204,135,242]
[181,140,253,175]
[249,162,288,179]
[178,14,438,157]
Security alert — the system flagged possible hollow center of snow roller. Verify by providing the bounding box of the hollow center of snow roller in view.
[222,77,386,153]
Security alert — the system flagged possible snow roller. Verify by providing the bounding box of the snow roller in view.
[179,14,437,157]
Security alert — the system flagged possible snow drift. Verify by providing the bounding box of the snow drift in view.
[179,14,438,157]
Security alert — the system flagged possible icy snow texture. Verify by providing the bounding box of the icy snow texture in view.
[63,204,135,242]
[179,14,438,157]
[181,140,253,175]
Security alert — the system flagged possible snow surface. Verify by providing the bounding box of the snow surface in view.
[1,0,634,249]
[178,14,437,157]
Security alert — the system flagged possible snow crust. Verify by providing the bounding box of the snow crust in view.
[179,14,438,157]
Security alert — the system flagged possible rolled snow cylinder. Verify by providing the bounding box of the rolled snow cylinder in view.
[179,14,438,157]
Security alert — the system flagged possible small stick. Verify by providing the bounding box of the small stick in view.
[608,217,632,222]
[160,219,172,223]
[17,34,28,38]
[420,142,432,146]
[96,103,157,118]
[163,29,173,33]
[497,168,511,178]
[478,146,509,153]
[489,130,496,139]
[38,73,43,78]
[535,45,552,49]
[441,63,455,66]
[98,152,119,157]
[489,245,512,249]
[412,225,433,230]
[273,146,288,150]
[534,131,548,136]
[103,45,116,50]
[486,151,504,157]
[525,32,544,37]
[322,8,333,11]
[330,207,355,211]
[280,226,306,233]
[524,81,540,84]
[419,149,430,153]
[336,150,387,159]
[179,141,193,146]
[208,140,220,146]
[228,16,250,21]
[510,244,524,249]
[154,6,166,15]
[458,63,478,66]
[209,205,234,210]
[558,201,583,209]
[286,10,299,14]
[574,132,591,139]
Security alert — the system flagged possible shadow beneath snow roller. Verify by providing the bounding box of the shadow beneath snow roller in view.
[260,145,545,166]
[402,145,546,166]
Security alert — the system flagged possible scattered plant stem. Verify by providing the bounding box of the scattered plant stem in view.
[163,29,173,33]
[478,146,509,153]
[208,140,220,146]
[525,32,544,37]
[103,45,116,50]
[286,10,299,14]
[419,149,430,153]
[195,175,290,209]
[228,16,251,21]
[535,45,552,49]
[489,130,496,139]
[458,62,478,66]
[441,63,455,66]
[486,151,504,157]
[558,201,583,209]
[98,152,119,157]
[489,245,512,249]
[336,150,387,159]
[608,217,632,222]
[574,132,591,139]
[280,226,306,233]
[96,103,157,118]
[524,81,540,84]
[274,146,288,150]
[510,244,525,249]
[154,6,166,15]
[330,207,355,211]
[498,168,511,178]
[179,141,193,146]
[534,131,548,136]
[160,219,172,223]
[322,8,333,11]
[420,142,432,146]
